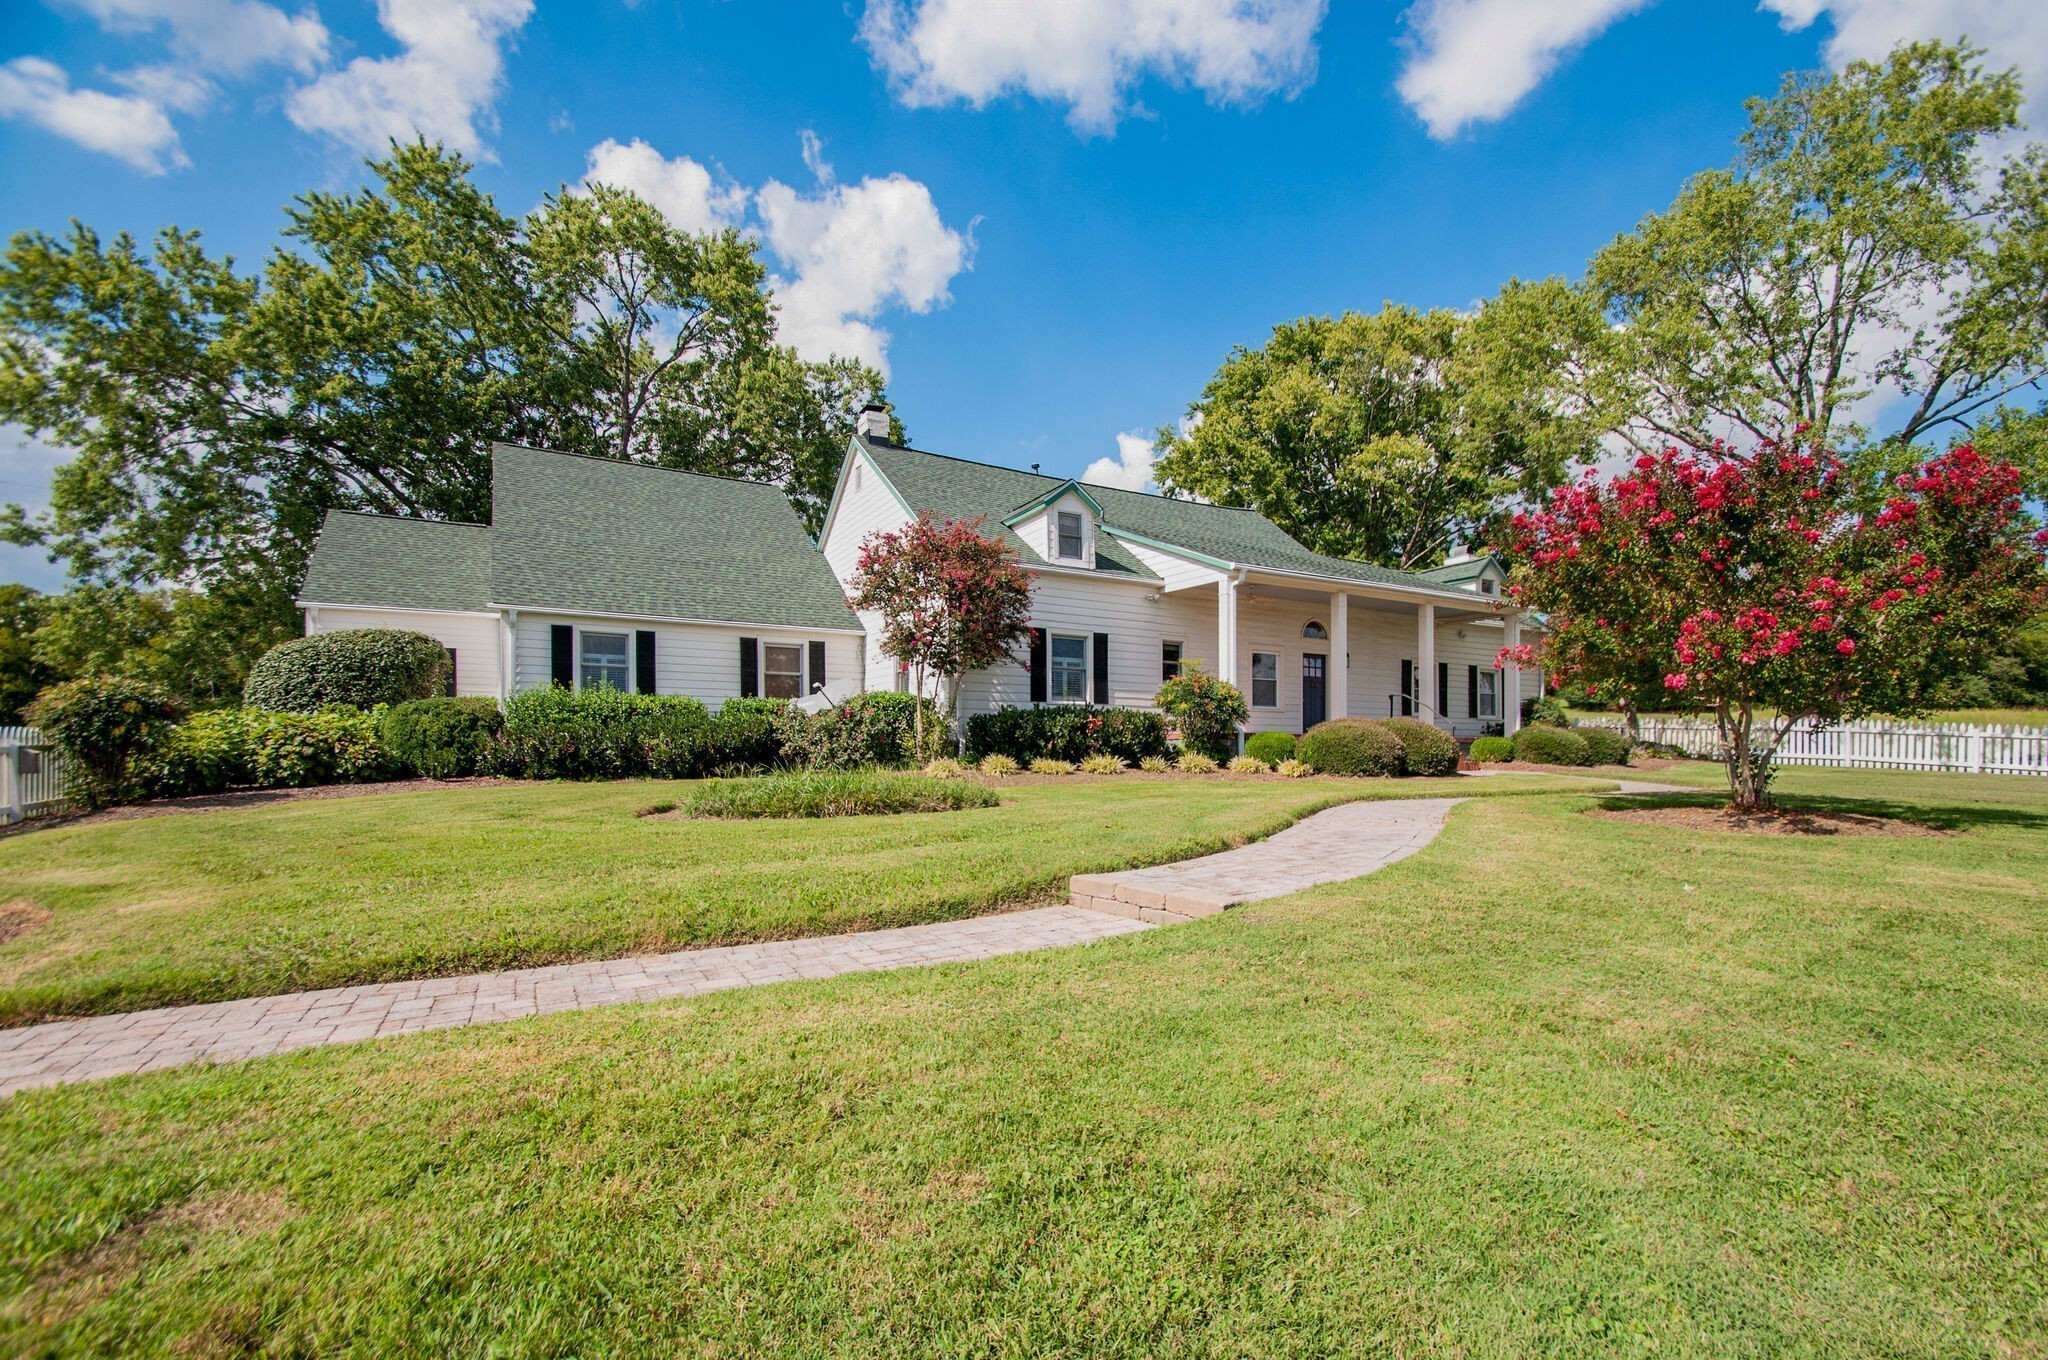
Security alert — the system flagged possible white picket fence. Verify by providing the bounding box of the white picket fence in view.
[1579,715,2048,777]
[0,726,71,823]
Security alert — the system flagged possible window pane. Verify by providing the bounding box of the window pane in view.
[1056,511,1083,559]
[580,633,629,692]
[1161,642,1181,681]
[1251,652,1277,708]
[1049,635,1087,704]
[1479,670,1499,717]
[764,644,803,700]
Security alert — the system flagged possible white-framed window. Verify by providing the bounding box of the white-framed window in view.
[1250,651,1278,708]
[1161,640,1183,681]
[1477,668,1500,719]
[1479,578,1498,596]
[1302,620,1327,639]
[763,643,805,700]
[1049,633,1089,703]
[580,631,630,692]
[1055,510,1084,560]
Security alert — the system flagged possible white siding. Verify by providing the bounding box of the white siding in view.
[955,573,1214,718]
[306,606,502,700]
[820,446,913,582]
[510,613,860,707]
[1116,537,1224,592]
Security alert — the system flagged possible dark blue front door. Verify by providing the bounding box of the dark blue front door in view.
[1302,653,1326,730]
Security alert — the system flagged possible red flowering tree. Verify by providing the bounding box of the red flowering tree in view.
[1502,441,2048,811]
[849,512,1035,759]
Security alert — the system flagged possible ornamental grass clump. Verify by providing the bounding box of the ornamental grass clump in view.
[1077,754,1127,775]
[683,771,998,820]
[977,754,1021,777]
[921,757,967,779]
[1028,757,1075,776]
[1274,758,1311,778]
[1227,755,1268,774]
[1175,752,1219,774]
[1137,755,1170,772]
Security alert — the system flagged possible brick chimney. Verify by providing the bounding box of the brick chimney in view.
[856,404,889,440]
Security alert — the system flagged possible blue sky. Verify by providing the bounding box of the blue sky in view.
[4,0,2044,591]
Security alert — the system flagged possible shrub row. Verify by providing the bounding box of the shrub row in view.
[1293,717,1463,778]
[139,707,397,798]
[243,630,452,713]
[774,692,945,770]
[1502,724,1633,766]
[963,705,1170,764]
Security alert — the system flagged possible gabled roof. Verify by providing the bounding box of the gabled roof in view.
[487,445,860,630]
[1002,479,1104,525]
[299,513,491,613]
[856,437,1489,599]
[1417,554,1504,587]
[301,444,862,633]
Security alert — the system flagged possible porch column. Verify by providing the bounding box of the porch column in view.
[1217,575,1240,687]
[1328,591,1348,720]
[1415,603,1436,722]
[1502,615,1522,737]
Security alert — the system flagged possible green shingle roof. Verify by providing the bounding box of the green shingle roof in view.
[487,445,860,630]
[859,438,1480,598]
[300,445,861,632]
[1416,555,1501,586]
[299,513,491,612]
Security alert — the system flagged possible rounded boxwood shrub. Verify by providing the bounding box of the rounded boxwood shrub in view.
[963,705,1170,764]
[1379,716,1459,777]
[1469,735,1514,762]
[1243,731,1297,766]
[1576,727,1634,767]
[244,630,452,713]
[1512,725,1592,766]
[1297,718,1405,777]
[27,676,184,808]
[490,686,711,780]
[381,697,504,779]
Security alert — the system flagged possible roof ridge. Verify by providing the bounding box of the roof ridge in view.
[325,509,490,528]
[866,435,1271,514]
[492,441,786,494]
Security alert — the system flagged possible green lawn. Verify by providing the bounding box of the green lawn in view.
[0,774,1582,1024]
[1567,705,2048,729]
[2,767,2044,1355]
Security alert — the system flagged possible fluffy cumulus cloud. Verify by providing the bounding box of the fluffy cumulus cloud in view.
[1762,0,2048,125]
[0,56,189,172]
[858,0,1328,133]
[69,0,330,75]
[1395,0,1649,139]
[1082,431,1159,491]
[287,0,533,158]
[577,133,973,377]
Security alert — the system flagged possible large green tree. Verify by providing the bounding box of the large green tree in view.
[1153,295,1607,569]
[1583,41,2048,470]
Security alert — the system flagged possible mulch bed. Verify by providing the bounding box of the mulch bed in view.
[1479,756,1687,777]
[2,777,542,837]
[1588,804,1947,837]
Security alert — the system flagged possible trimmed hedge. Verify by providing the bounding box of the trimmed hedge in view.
[381,697,504,779]
[683,771,998,819]
[1380,716,1459,777]
[140,707,396,797]
[1243,731,1297,766]
[244,630,452,713]
[1512,725,1592,766]
[963,705,1171,764]
[1469,735,1514,762]
[1576,727,1634,767]
[488,686,711,780]
[26,677,184,808]
[774,692,942,770]
[1297,719,1406,777]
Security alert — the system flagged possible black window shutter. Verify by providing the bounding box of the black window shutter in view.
[1399,659,1413,716]
[1468,665,1479,719]
[1028,628,1047,704]
[739,637,759,698]
[550,625,573,688]
[1092,632,1109,705]
[444,646,458,697]
[635,631,656,695]
[808,640,827,693]
[1437,662,1449,716]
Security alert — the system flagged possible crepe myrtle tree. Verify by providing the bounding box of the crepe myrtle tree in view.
[849,512,1035,759]
[1500,440,2048,811]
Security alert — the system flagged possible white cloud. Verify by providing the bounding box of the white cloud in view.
[1082,430,1159,491]
[1395,0,1650,139]
[67,0,330,75]
[755,171,971,376]
[0,56,188,172]
[858,0,1328,134]
[799,128,833,183]
[580,139,749,236]
[1762,0,2048,126]
[287,0,532,157]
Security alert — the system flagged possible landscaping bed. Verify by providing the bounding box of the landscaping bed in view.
[1588,803,1947,836]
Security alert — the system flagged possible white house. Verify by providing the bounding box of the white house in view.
[818,408,1540,738]
[296,417,1540,739]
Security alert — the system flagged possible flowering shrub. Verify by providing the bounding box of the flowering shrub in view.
[1504,441,2048,808]
[1154,661,1249,761]
[773,692,943,770]
[963,704,1170,764]
[27,677,184,807]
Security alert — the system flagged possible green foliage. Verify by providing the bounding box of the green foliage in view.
[1154,296,1607,569]
[243,629,452,713]
[1297,718,1406,777]
[1469,735,1514,762]
[1078,754,1127,775]
[1154,661,1249,761]
[1576,727,1634,767]
[1242,731,1297,766]
[139,707,396,798]
[1274,757,1311,778]
[24,676,183,808]
[1028,758,1075,776]
[682,771,998,820]
[772,691,942,771]
[1379,716,1460,777]
[1522,694,1571,728]
[379,698,504,780]
[976,754,1020,777]
[1174,752,1220,774]
[1513,726,1592,766]
[489,686,711,780]
[1137,755,1170,773]
[1226,755,1269,774]
[963,705,1171,764]
[0,585,57,724]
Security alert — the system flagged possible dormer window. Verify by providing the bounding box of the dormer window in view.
[1056,510,1084,560]
[1479,579,1498,596]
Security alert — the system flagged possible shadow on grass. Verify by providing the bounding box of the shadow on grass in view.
[1592,790,2048,833]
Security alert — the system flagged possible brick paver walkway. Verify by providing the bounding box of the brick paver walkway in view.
[1069,797,1466,922]
[0,907,1149,1097]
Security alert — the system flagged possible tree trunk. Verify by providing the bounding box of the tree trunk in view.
[1718,701,1776,812]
